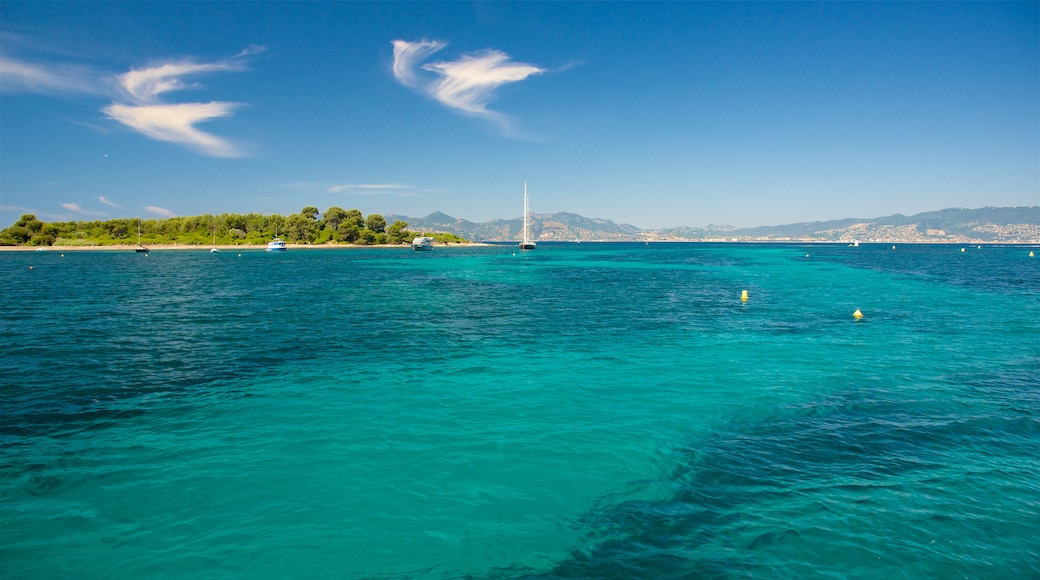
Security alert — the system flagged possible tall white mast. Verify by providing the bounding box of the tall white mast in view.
[519,181,536,249]
[522,181,529,246]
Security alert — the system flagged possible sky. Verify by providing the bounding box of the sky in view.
[1,1,1037,229]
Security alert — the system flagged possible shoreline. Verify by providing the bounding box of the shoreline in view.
[0,243,493,252]
[1,240,1036,252]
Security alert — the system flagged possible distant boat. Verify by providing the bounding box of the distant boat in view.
[411,236,434,251]
[850,240,860,247]
[210,248,220,254]
[135,219,149,253]
[519,182,536,250]
[266,238,287,252]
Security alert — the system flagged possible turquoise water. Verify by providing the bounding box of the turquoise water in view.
[2,243,1038,578]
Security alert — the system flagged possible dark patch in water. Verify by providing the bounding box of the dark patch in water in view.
[25,474,61,496]
[748,529,801,550]
[0,405,149,439]
[513,379,1040,579]
[804,244,1040,294]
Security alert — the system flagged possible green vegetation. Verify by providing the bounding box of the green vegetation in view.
[0,207,469,247]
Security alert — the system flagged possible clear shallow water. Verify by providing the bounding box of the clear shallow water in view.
[1,243,1038,578]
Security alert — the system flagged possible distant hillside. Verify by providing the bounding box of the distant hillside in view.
[389,206,1039,243]
[720,207,1040,242]
[385,211,643,242]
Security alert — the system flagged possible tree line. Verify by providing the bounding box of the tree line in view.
[0,206,468,247]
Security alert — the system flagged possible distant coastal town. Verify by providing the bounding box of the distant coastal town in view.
[635,221,1039,244]
[393,206,1039,244]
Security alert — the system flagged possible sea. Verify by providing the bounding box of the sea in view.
[1,242,1038,579]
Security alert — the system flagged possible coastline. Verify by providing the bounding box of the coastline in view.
[0,240,1034,252]
[0,243,492,252]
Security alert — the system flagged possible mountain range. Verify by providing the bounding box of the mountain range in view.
[386,206,1039,244]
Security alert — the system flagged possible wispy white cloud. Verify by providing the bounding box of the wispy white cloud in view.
[0,55,101,95]
[104,102,244,157]
[392,40,446,88]
[391,39,544,135]
[0,31,261,157]
[116,61,239,103]
[0,32,103,95]
[145,205,176,217]
[425,51,544,119]
[1,205,37,215]
[61,202,107,216]
[234,45,266,59]
[103,47,263,157]
[98,196,120,208]
[328,183,411,195]
[1,207,71,223]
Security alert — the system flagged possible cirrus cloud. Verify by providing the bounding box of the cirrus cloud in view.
[392,40,446,89]
[0,55,101,95]
[117,60,237,103]
[0,32,104,95]
[61,202,107,216]
[391,39,544,136]
[1,31,261,157]
[145,205,176,217]
[328,183,411,195]
[104,46,263,157]
[104,102,244,158]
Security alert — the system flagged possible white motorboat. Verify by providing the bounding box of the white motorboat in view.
[411,236,434,251]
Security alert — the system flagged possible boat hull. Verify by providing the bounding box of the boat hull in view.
[411,236,434,251]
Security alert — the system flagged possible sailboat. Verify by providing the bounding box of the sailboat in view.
[519,182,536,250]
[135,219,149,253]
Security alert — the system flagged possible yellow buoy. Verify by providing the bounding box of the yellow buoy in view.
[1030,251,1035,257]
[853,309,863,319]
[892,246,896,250]
[741,290,749,302]
[961,248,966,253]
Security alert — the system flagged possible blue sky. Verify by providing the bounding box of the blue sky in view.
[1,2,1037,229]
